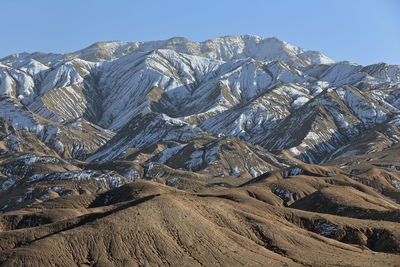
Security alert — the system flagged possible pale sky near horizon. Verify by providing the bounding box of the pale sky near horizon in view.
[1,0,399,65]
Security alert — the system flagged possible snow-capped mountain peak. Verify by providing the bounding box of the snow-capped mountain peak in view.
[0,35,398,166]
[2,35,334,67]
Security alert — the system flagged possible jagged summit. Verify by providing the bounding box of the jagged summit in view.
[69,35,335,65]
[1,35,335,66]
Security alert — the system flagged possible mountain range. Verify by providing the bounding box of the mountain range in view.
[0,35,400,266]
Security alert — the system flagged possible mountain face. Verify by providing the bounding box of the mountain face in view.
[1,35,399,165]
[1,35,400,266]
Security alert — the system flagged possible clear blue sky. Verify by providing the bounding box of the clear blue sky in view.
[1,0,399,65]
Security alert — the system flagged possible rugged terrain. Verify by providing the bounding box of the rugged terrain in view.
[0,35,400,266]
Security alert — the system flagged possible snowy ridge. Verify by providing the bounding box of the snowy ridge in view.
[0,35,399,168]
[65,35,335,66]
